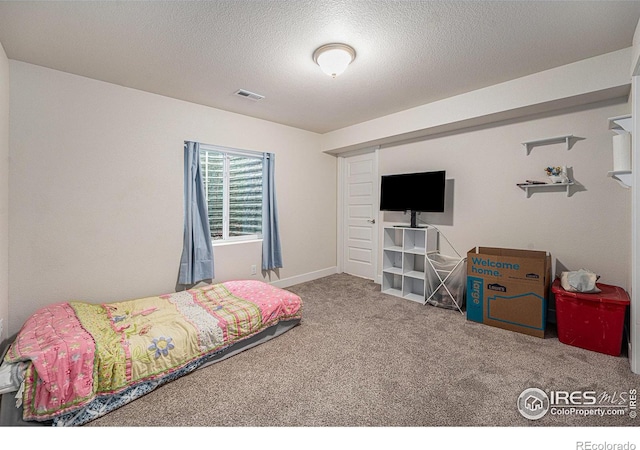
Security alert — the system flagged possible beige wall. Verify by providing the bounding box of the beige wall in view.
[628,15,640,375]
[378,102,632,294]
[0,43,8,340]
[8,61,336,335]
[6,53,634,338]
[323,49,632,154]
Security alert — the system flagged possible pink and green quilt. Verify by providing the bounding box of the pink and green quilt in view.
[4,280,302,422]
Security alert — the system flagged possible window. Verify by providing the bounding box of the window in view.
[199,145,263,242]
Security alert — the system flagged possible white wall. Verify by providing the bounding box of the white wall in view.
[378,102,631,295]
[8,61,336,335]
[0,43,8,341]
[629,18,640,374]
[322,49,632,154]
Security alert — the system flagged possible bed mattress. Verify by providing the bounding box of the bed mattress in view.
[0,280,302,426]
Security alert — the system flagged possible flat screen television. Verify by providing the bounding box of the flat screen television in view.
[379,170,446,228]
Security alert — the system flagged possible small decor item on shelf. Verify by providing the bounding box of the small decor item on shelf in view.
[545,166,568,184]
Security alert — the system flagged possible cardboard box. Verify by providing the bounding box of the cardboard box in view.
[466,247,551,338]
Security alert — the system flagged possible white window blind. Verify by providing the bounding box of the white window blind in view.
[199,145,263,241]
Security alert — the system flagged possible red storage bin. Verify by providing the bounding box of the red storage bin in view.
[551,278,630,356]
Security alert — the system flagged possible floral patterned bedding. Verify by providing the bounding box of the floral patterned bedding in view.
[4,280,302,424]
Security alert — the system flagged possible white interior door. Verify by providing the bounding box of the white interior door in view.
[342,151,378,280]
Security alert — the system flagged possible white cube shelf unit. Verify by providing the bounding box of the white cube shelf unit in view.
[381,226,439,304]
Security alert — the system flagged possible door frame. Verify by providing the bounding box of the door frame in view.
[337,147,380,281]
[631,75,639,374]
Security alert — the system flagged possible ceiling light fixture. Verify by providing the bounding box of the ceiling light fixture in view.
[312,43,356,78]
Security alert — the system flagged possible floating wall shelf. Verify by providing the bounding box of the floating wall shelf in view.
[521,135,575,155]
[607,114,633,188]
[517,182,574,198]
[608,114,633,134]
[607,171,632,189]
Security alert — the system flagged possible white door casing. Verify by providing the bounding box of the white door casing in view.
[631,75,638,374]
[339,150,379,280]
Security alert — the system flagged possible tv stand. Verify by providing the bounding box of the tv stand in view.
[393,225,427,228]
[409,210,418,228]
[381,226,465,313]
[381,226,438,304]
[392,210,425,228]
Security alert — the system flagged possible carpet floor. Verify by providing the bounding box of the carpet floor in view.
[87,273,639,427]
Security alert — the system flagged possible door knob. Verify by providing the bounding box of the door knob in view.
[367,219,376,224]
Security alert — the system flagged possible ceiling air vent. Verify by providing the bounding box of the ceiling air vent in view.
[234,89,265,101]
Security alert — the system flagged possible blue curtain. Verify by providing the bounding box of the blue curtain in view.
[178,141,214,285]
[262,153,282,270]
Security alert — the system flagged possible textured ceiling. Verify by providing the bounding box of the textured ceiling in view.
[0,1,639,134]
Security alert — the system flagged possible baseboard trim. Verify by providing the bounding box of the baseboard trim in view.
[270,266,338,289]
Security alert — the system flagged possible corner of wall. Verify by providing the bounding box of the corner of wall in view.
[632,18,640,76]
[0,40,9,341]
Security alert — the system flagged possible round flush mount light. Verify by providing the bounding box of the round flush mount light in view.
[313,43,356,78]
